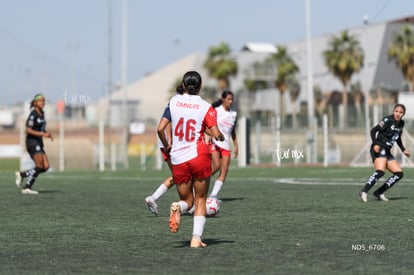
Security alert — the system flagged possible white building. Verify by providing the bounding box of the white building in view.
[92,15,414,126]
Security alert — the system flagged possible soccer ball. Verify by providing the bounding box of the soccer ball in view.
[206,197,221,217]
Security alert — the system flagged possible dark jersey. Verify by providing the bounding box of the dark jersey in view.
[371,115,405,151]
[26,109,47,146]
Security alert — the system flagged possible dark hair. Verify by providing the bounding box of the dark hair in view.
[176,84,184,95]
[30,93,45,109]
[212,90,234,108]
[394,103,406,114]
[212,99,222,108]
[182,71,202,95]
[221,90,233,99]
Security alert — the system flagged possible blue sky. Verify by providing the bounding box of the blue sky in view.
[0,0,411,105]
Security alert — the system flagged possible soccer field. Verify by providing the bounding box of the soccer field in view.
[1,166,413,274]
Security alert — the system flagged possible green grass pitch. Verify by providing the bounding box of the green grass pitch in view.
[0,165,413,274]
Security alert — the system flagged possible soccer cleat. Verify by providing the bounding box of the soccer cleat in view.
[169,202,181,233]
[190,237,207,248]
[145,196,158,215]
[21,188,39,195]
[15,171,22,188]
[359,190,367,203]
[373,192,389,202]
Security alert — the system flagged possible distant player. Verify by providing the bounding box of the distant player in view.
[209,90,238,199]
[157,71,223,248]
[15,93,53,194]
[359,103,411,202]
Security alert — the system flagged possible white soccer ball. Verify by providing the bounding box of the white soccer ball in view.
[206,197,221,217]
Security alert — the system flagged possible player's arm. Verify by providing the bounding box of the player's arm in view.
[204,106,224,141]
[157,105,171,151]
[204,107,216,137]
[165,122,172,148]
[26,127,50,138]
[396,130,411,157]
[370,124,381,152]
[157,118,170,151]
[204,127,213,136]
[209,126,224,141]
[370,125,380,143]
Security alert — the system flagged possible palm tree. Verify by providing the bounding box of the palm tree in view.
[323,30,364,128]
[286,76,301,128]
[388,24,414,92]
[313,84,324,119]
[268,45,299,126]
[350,81,364,127]
[203,41,238,93]
[244,60,273,92]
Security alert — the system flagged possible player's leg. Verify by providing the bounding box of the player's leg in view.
[154,175,174,201]
[373,159,403,201]
[15,144,37,188]
[145,176,173,215]
[191,177,209,248]
[21,153,45,194]
[145,153,174,214]
[169,163,193,233]
[189,149,211,248]
[210,146,221,176]
[169,180,193,233]
[359,157,386,202]
[40,151,50,171]
[210,151,231,198]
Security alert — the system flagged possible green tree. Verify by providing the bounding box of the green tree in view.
[287,76,301,128]
[388,24,414,92]
[204,41,238,93]
[313,84,326,122]
[199,86,217,103]
[350,81,364,127]
[323,30,364,128]
[268,45,299,126]
[244,61,273,92]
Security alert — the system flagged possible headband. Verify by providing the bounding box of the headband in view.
[33,94,45,101]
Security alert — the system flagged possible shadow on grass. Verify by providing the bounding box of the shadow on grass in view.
[175,239,236,248]
[38,190,62,194]
[220,197,244,202]
[387,197,409,201]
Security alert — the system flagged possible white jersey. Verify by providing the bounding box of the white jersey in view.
[213,105,237,150]
[167,94,216,165]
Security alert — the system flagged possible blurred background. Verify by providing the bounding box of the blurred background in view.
[0,0,414,171]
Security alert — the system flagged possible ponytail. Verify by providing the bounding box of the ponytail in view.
[176,84,184,95]
[212,99,222,108]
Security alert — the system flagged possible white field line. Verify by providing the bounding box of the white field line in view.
[1,174,414,185]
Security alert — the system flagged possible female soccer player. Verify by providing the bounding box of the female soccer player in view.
[157,71,223,248]
[15,93,53,194]
[359,103,411,202]
[209,90,238,199]
[145,85,184,215]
